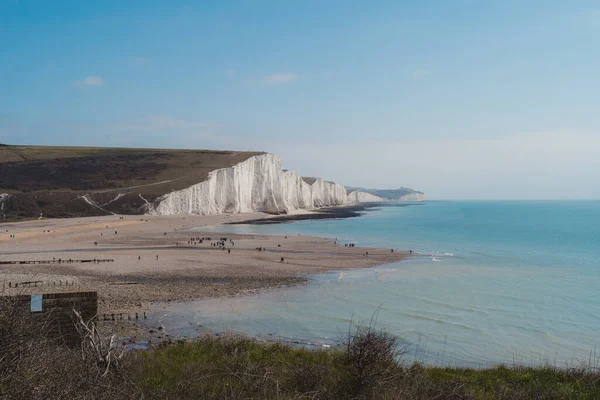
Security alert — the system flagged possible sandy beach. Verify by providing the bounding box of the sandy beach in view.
[0,213,409,315]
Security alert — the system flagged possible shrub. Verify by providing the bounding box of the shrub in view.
[340,311,406,398]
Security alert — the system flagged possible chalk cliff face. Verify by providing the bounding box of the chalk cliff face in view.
[0,193,11,217]
[397,193,425,201]
[346,190,385,203]
[152,154,382,216]
[345,186,425,202]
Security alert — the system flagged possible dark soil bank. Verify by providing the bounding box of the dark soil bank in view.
[229,202,420,225]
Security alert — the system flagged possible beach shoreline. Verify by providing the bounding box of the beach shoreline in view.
[228,203,376,224]
[0,211,409,317]
[228,202,424,225]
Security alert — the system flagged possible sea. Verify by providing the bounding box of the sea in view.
[149,201,600,368]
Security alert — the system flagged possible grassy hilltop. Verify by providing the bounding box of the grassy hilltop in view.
[0,145,263,220]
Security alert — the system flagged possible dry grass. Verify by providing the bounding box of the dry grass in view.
[0,295,135,400]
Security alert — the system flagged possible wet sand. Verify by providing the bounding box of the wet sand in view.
[0,213,409,316]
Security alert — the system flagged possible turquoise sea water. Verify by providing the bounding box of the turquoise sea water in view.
[151,201,600,367]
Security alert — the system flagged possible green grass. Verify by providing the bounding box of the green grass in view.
[425,365,600,399]
[122,336,600,399]
[130,337,351,398]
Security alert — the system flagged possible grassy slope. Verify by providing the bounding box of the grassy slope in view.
[0,145,263,219]
[0,145,264,194]
[126,337,600,400]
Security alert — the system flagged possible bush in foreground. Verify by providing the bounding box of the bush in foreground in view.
[0,297,132,400]
[1,299,599,399]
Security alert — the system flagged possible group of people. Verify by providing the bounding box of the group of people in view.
[187,237,205,245]
[211,240,231,248]
[184,236,236,253]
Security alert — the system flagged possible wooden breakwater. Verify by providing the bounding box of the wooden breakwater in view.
[0,258,114,265]
[3,280,77,288]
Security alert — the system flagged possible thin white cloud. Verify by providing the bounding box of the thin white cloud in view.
[262,72,297,85]
[129,56,149,65]
[106,116,239,148]
[412,69,430,78]
[111,116,214,132]
[73,75,103,88]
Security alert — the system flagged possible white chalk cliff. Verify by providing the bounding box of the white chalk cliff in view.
[397,193,425,201]
[152,153,383,216]
[347,190,385,203]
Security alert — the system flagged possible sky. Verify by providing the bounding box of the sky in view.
[1,0,599,199]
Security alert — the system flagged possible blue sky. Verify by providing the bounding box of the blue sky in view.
[1,1,599,199]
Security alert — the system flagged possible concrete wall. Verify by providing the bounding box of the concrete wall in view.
[5,291,97,346]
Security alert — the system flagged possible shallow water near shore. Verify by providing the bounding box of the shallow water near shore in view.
[149,201,600,368]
